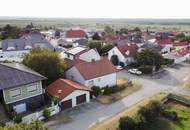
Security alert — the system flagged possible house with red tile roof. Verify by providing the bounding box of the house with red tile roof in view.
[65,59,117,88]
[61,46,101,68]
[163,47,190,63]
[157,38,174,46]
[65,29,87,41]
[46,79,91,110]
[108,43,139,66]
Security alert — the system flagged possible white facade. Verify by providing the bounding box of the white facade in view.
[61,90,90,107]
[79,49,101,62]
[161,45,173,54]
[0,50,30,62]
[66,67,117,88]
[108,47,134,65]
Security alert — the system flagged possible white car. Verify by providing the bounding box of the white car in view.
[116,66,123,70]
[128,69,142,75]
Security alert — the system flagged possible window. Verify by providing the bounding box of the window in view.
[27,84,38,93]
[10,88,21,98]
[88,80,94,86]
[71,75,74,80]
[112,50,115,54]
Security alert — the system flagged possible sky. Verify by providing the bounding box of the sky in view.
[0,0,190,19]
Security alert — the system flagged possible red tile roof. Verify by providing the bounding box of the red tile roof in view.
[157,38,173,45]
[117,44,139,57]
[173,41,188,46]
[74,59,116,80]
[66,30,87,38]
[105,34,127,43]
[64,58,86,68]
[176,48,190,57]
[46,79,91,100]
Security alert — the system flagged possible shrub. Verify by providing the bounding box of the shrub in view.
[43,107,51,119]
[14,116,22,124]
[163,58,174,65]
[138,66,153,74]
[162,111,178,121]
[103,85,126,95]
[111,55,119,66]
[119,116,138,130]
[91,86,102,97]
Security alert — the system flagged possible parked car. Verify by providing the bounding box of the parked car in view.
[116,65,123,70]
[128,69,142,75]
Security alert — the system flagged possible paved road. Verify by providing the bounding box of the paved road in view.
[49,63,190,130]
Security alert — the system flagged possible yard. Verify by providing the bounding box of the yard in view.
[144,100,190,130]
[96,77,142,104]
[88,92,168,130]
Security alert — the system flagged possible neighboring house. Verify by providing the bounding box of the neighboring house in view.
[0,63,46,114]
[163,47,190,63]
[65,59,117,88]
[157,38,174,46]
[108,44,139,66]
[140,43,172,54]
[0,32,54,62]
[61,46,101,62]
[74,38,88,46]
[65,29,87,41]
[46,79,91,110]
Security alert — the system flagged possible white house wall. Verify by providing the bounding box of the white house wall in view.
[79,49,100,62]
[61,90,90,107]
[85,73,117,88]
[108,47,127,65]
[65,67,86,85]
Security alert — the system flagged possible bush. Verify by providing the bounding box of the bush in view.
[162,111,178,121]
[111,55,119,66]
[43,107,51,119]
[163,58,174,65]
[119,116,138,130]
[103,85,126,95]
[14,116,22,124]
[138,66,153,74]
[91,86,102,97]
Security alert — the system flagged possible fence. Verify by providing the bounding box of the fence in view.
[22,104,60,123]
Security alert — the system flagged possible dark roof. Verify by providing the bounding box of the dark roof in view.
[74,39,88,45]
[46,79,91,100]
[0,63,46,90]
[141,43,163,52]
[1,33,54,51]
[74,59,116,80]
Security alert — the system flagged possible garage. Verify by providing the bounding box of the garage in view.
[76,94,86,105]
[61,99,72,110]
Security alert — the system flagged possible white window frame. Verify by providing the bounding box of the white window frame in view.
[9,88,22,98]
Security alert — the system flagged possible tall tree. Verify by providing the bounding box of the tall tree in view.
[22,48,67,85]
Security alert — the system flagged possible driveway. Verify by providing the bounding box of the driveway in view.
[49,63,190,130]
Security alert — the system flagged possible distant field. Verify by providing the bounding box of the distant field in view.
[1,17,190,31]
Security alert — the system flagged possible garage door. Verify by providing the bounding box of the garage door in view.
[13,103,26,114]
[61,99,72,110]
[76,94,86,105]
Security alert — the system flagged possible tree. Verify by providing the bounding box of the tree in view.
[92,32,101,40]
[88,40,102,55]
[111,55,119,66]
[136,49,164,70]
[22,48,67,85]
[119,116,138,130]
[104,26,114,34]
[1,24,22,39]
[101,44,114,55]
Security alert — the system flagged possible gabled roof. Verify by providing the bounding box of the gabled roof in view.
[46,79,91,100]
[74,59,116,80]
[117,43,139,57]
[157,38,173,45]
[64,58,86,68]
[0,63,46,90]
[65,30,87,38]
